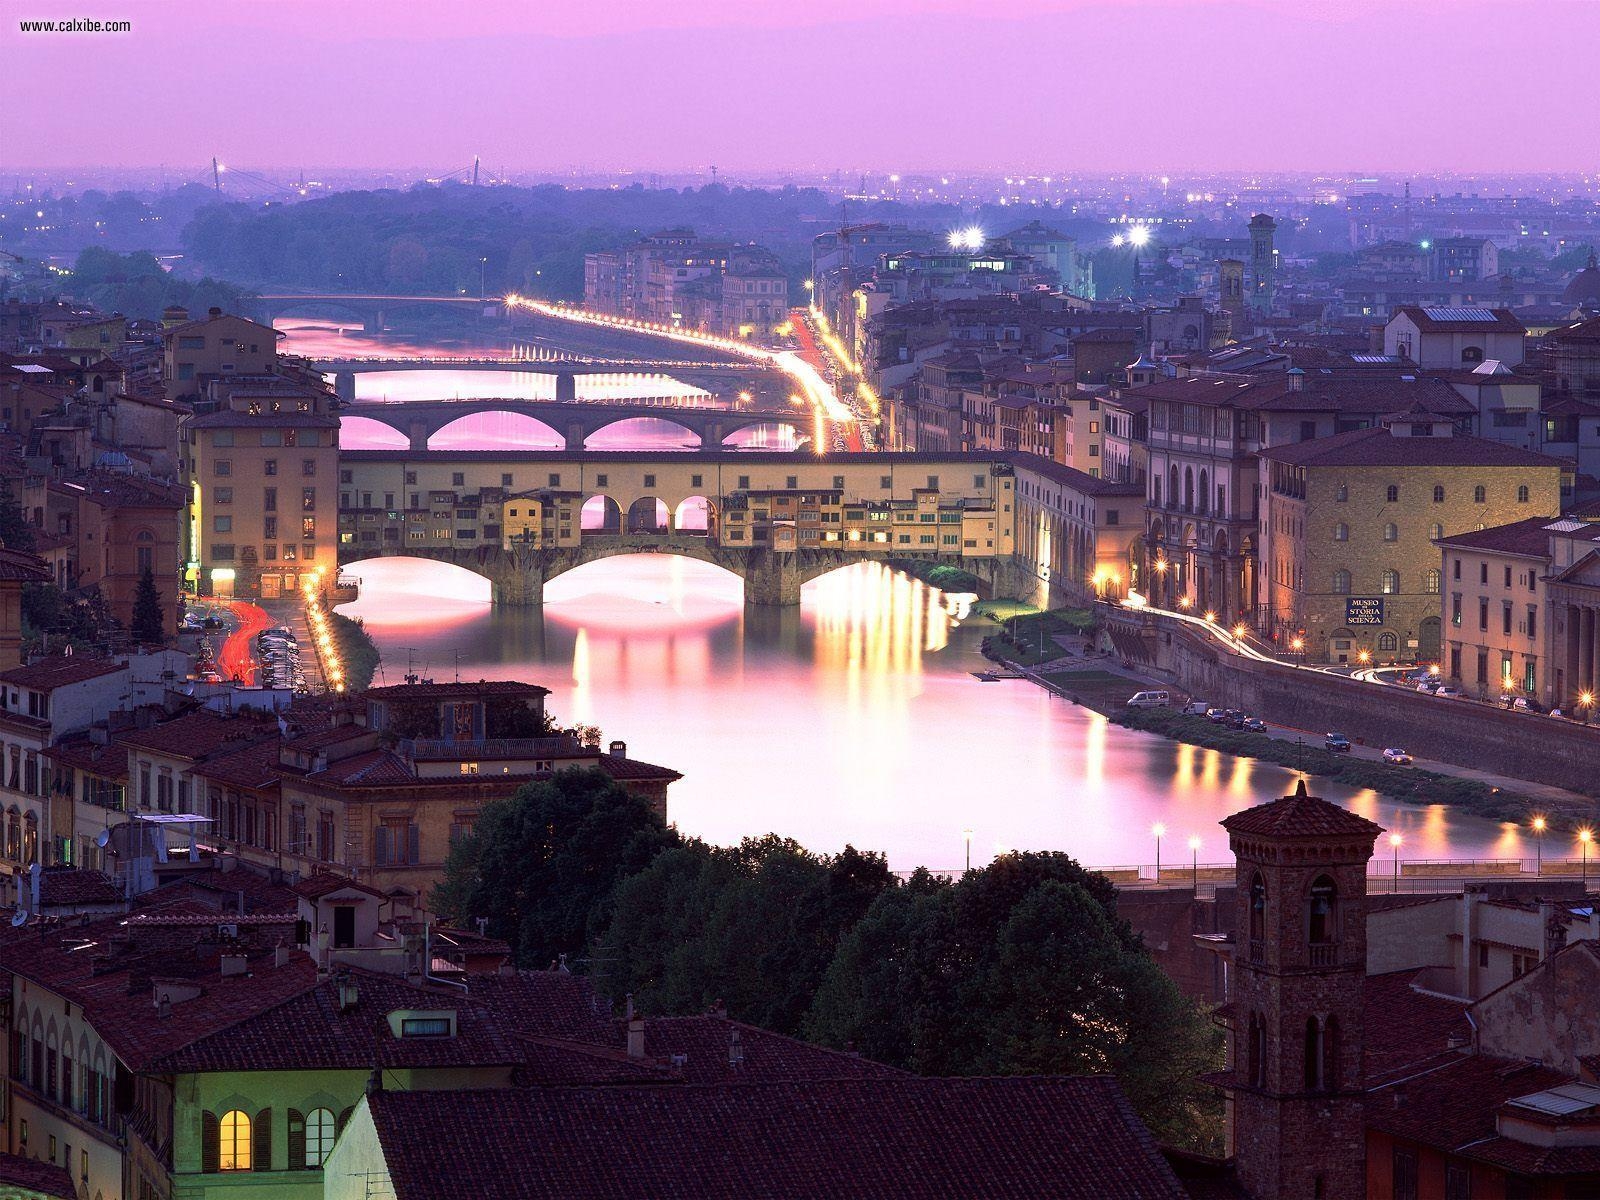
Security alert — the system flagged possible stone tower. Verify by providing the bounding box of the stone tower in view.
[1218,258,1246,338]
[1248,214,1277,314]
[1220,781,1381,1200]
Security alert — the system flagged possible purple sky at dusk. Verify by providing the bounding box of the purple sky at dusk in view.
[4,0,1597,174]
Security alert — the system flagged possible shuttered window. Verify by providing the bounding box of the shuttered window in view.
[288,1108,306,1170]
[253,1106,272,1172]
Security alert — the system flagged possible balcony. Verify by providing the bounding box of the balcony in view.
[1308,942,1338,967]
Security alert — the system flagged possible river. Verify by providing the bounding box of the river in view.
[279,316,1526,871]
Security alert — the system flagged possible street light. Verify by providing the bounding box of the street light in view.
[1389,833,1403,891]
[1153,823,1166,877]
[1581,692,1595,724]
[1581,828,1593,887]
[1188,835,1201,891]
[1532,816,1546,875]
[963,828,974,873]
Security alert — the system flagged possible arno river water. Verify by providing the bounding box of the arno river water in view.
[282,318,1524,871]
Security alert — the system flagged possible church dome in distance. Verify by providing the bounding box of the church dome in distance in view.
[1562,252,1600,306]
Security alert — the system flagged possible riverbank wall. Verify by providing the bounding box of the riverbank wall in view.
[1109,609,1600,799]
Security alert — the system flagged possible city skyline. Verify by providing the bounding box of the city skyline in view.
[4,0,1599,174]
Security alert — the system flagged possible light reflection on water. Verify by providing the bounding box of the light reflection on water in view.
[337,554,1519,871]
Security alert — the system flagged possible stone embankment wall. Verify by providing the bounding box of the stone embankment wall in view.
[1112,612,1600,798]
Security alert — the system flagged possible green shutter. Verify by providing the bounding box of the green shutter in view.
[288,1108,306,1170]
[253,1107,272,1171]
[201,1111,219,1174]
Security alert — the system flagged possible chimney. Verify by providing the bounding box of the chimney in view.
[337,973,360,1012]
[627,1017,646,1060]
[219,954,248,978]
[1286,367,1304,393]
[273,944,292,969]
[729,1027,745,1069]
[609,740,626,758]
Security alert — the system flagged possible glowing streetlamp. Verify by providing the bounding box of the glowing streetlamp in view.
[1204,610,1217,624]
[1357,649,1372,665]
[1178,595,1194,609]
[1581,828,1593,887]
[1389,833,1403,891]
[963,828,974,873]
[1188,835,1202,891]
[1581,692,1596,724]
[1232,623,1248,641]
[1153,823,1166,877]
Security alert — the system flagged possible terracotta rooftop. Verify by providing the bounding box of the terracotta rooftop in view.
[0,545,52,583]
[1362,969,1473,1087]
[1221,781,1385,841]
[1010,452,1146,498]
[1434,516,1559,558]
[0,654,124,692]
[36,867,123,907]
[291,872,386,901]
[0,1151,76,1199]
[1256,426,1562,469]
[364,1075,1188,1200]
[115,710,280,760]
[1393,305,1527,334]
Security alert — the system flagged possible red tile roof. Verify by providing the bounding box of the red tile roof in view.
[115,710,280,761]
[1257,426,1561,469]
[1434,516,1558,558]
[0,546,52,583]
[0,1151,76,1199]
[191,738,299,791]
[366,1076,1188,1200]
[1221,782,1385,841]
[1365,1053,1568,1165]
[36,867,123,907]
[0,654,123,691]
[291,872,386,901]
[1362,970,1473,1087]
[1393,305,1527,334]
[635,1015,905,1086]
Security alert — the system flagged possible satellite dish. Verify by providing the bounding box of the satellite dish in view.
[11,909,28,927]
[96,829,112,848]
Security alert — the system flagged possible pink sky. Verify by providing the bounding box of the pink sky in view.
[4,0,1597,174]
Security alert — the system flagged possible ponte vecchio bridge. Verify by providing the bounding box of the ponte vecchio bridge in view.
[336,449,1044,606]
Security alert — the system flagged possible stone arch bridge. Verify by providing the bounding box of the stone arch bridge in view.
[340,537,1030,607]
[340,398,813,451]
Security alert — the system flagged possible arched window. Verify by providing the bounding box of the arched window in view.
[220,1110,252,1171]
[1198,469,1210,515]
[1433,485,1445,503]
[1378,632,1398,652]
[1308,875,1338,945]
[1383,523,1398,542]
[1517,485,1529,503]
[1169,466,1179,511]
[1462,346,1484,364]
[1184,467,1194,512]
[1151,476,1162,506]
[1333,522,1349,541]
[1332,569,1351,595]
[1304,1016,1323,1090]
[1473,485,1486,504]
[1249,873,1267,947]
[1381,570,1399,594]
[1386,485,1399,503]
[305,1108,335,1167]
[1335,483,1348,503]
[1424,568,1441,594]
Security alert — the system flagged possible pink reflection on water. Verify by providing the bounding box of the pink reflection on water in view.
[335,554,1519,870]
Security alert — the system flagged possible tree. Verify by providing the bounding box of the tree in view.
[594,838,893,1036]
[0,478,35,552]
[430,769,677,967]
[131,567,166,645]
[805,853,1222,1150]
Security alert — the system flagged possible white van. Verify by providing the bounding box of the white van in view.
[1126,690,1171,709]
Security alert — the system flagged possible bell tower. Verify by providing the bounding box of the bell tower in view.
[1220,780,1381,1200]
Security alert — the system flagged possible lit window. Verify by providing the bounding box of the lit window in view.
[220,1110,251,1171]
[400,1017,452,1037]
[305,1108,335,1167]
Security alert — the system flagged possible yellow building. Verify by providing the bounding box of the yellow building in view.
[183,380,340,599]
[1258,417,1563,664]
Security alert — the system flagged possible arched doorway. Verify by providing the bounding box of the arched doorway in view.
[581,496,622,533]
[674,496,713,535]
[626,497,670,533]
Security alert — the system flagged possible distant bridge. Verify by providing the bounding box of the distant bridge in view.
[340,397,814,451]
[315,355,783,404]
[259,293,498,332]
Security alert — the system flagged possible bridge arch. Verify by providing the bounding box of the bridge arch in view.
[429,410,564,451]
[581,495,622,533]
[673,496,712,535]
[626,497,671,534]
[585,415,703,451]
[338,554,494,605]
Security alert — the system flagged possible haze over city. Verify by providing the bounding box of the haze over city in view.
[5,0,1600,173]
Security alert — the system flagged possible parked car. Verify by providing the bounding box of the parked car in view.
[1325,732,1352,752]
[1435,685,1464,699]
[1415,680,1440,693]
[1513,697,1544,713]
[1243,717,1268,732]
[1382,748,1414,765]
[1126,690,1171,709]
[1223,711,1249,730]
[1182,700,1211,716]
[1206,707,1228,723]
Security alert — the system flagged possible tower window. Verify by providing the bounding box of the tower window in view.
[1308,876,1338,947]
